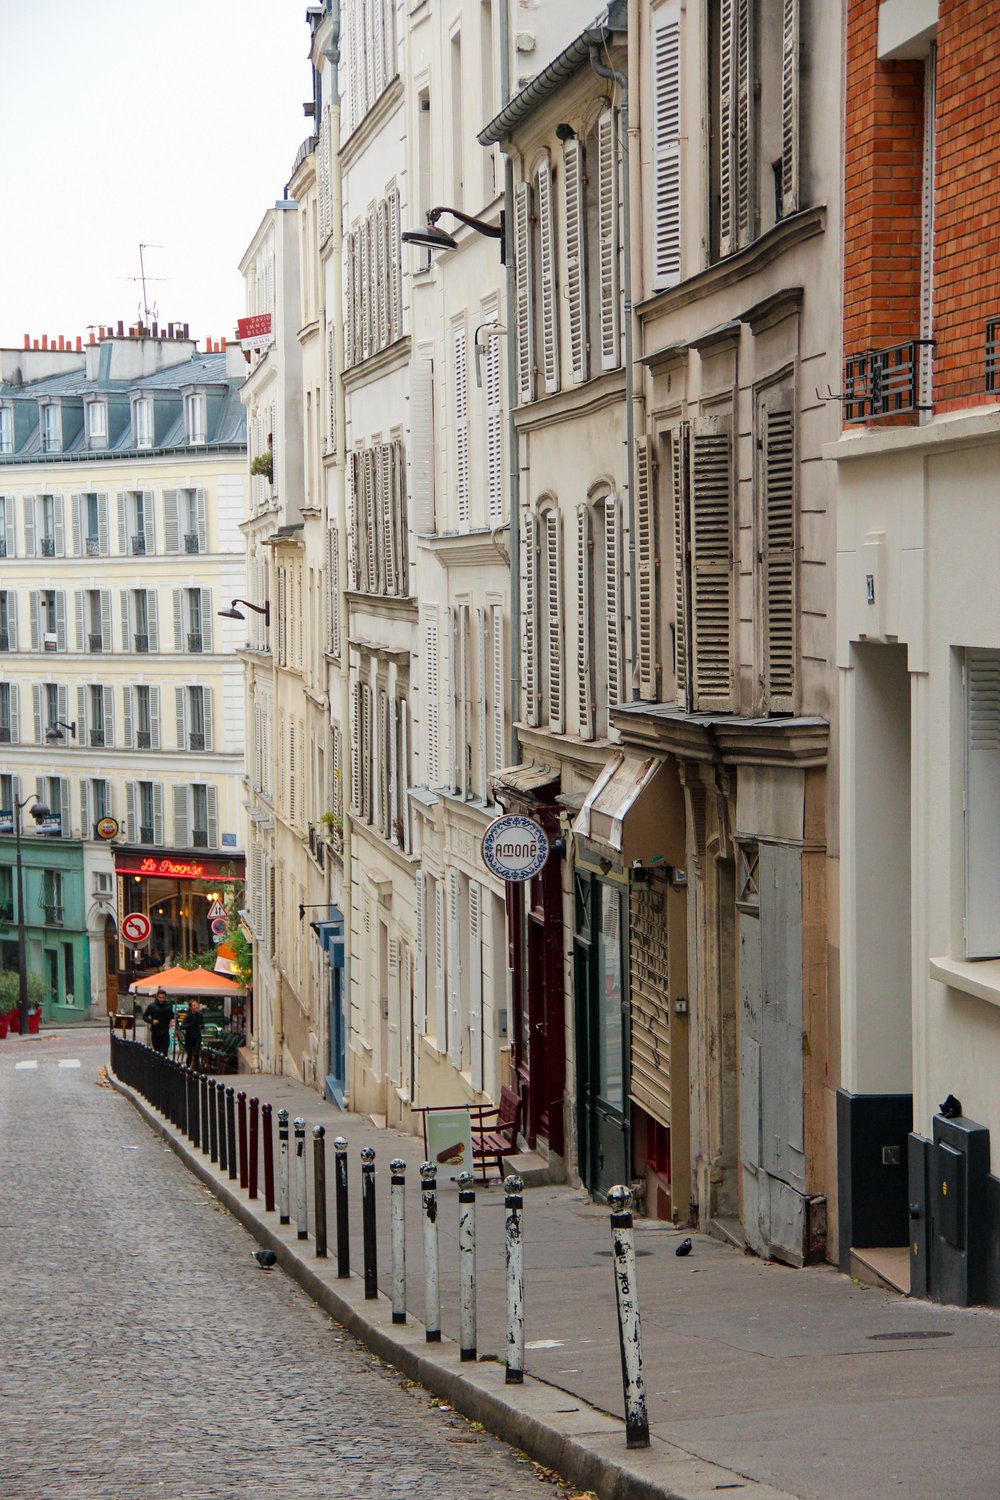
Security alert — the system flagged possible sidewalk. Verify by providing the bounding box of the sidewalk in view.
[112,1058,1000,1500]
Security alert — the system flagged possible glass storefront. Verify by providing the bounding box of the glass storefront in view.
[115,852,244,979]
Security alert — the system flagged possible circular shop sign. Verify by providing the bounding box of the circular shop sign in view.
[121,911,152,946]
[96,816,119,841]
[481,814,549,883]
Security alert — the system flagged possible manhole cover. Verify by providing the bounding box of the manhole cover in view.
[867,1330,953,1341]
[593,1248,653,1257]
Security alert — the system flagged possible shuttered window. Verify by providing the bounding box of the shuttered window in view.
[965,650,1000,958]
[671,424,691,710]
[760,401,796,711]
[629,871,673,1128]
[410,358,435,533]
[521,511,539,726]
[489,600,504,782]
[576,504,595,741]
[719,0,753,256]
[453,321,470,527]
[597,110,621,370]
[634,436,658,701]
[689,416,734,710]
[652,2,682,289]
[780,0,799,216]
[543,509,563,733]
[536,158,560,394]
[483,299,503,521]
[514,181,535,404]
[414,870,427,1033]
[605,494,623,711]
[562,137,588,383]
[424,612,440,786]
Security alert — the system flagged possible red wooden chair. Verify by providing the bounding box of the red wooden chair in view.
[471,1085,522,1182]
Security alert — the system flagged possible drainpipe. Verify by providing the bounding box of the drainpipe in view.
[499,0,521,763]
[590,35,639,701]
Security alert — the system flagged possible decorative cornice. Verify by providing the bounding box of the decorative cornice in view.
[345,590,419,624]
[613,704,828,769]
[515,722,621,779]
[342,335,411,392]
[514,367,627,434]
[741,285,804,334]
[420,527,509,568]
[339,76,404,171]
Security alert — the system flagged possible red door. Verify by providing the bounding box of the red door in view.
[509,805,565,1157]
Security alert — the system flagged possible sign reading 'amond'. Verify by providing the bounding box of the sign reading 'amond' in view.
[481,814,549,883]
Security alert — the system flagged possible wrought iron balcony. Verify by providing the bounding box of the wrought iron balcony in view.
[844,340,934,422]
[136,730,152,750]
[139,824,154,844]
[0,538,6,557]
[88,633,103,653]
[187,632,203,653]
[189,731,206,751]
[986,318,1000,393]
[90,729,105,748]
[0,726,11,743]
[134,633,149,653]
[184,533,200,554]
[131,535,146,556]
[192,829,209,848]
[0,634,9,652]
[86,537,101,556]
[40,536,55,557]
[44,904,64,926]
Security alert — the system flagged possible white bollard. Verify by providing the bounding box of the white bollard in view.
[277,1108,290,1225]
[608,1183,650,1449]
[390,1158,407,1325]
[504,1175,525,1384]
[294,1117,308,1241]
[420,1162,441,1342]
[457,1170,477,1362]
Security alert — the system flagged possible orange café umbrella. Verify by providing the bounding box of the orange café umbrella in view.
[129,966,246,998]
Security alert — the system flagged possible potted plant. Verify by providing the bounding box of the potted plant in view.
[250,450,273,484]
[320,811,343,849]
[0,971,46,1033]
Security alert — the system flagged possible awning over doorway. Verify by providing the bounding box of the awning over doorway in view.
[573,751,685,868]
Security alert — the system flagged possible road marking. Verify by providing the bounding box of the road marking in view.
[58,1059,81,1068]
[14,1060,38,1070]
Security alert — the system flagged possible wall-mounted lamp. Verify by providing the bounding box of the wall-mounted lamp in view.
[218,598,271,627]
[402,206,506,264]
[473,321,508,388]
[45,720,76,742]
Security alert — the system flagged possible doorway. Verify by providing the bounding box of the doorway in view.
[104,916,119,1013]
[575,869,629,1199]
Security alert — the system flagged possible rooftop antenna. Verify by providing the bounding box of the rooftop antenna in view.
[127,242,165,325]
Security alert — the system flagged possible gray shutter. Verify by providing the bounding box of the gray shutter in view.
[605,494,622,709]
[173,785,190,848]
[80,779,90,840]
[23,496,36,557]
[152,782,164,845]
[762,404,796,711]
[72,495,83,556]
[200,590,213,653]
[54,591,66,651]
[652,1,682,290]
[3,499,14,557]
[780,0,799,215]
[103,683,114,749]
[205,784,218,849]
[172,589,183,652]
[690,415,734,711]
[563,137,588,384]
[513,180,535,403]
[100,590,112,652]
[163,490,179,553]
[410,359,435,533]
[536,159,560,394]
[75,591,84,653]
[52,496,65,556]
[120,590,132,653]
[116,493,128,555]
[98,494,109,555]
[195,490,207,552]
[142,491,155,554]
[414,869,426,1033]
[30,592,41,652]
[175,686,187,750]
[522,511,539,726]
[149,686,161,750]
[33,684,42,744]
[59,777,70,834]
[122,685,133,748]
[635,436,658,701]
[545,510,563,733]
[965,650,1000,957]
[8,683,19,744]
[58,685,69,730]
[202,686,214,751]
[719,0,736,257]
[147,590,159,652]
[447,868,461,1068]
[126,780,137,843]
[5,591,16,651]
[597,110,621,370]
[735,0,753,247]
[77,685,88,744]
[672,424,691,710]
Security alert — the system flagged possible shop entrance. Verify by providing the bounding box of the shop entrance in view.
[104,916,119,1013]
[574,868,629,1199]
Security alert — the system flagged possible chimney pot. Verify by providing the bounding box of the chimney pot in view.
[23,334,29,349]
[77,336,83,351]
[183,323,189,338]
[33,340,39,349]
[41,335,48,350]
[221,337,227,351]
[117,320,124,336]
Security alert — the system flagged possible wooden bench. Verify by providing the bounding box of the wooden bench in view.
[471,1085,522,1183]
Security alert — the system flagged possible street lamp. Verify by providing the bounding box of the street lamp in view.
[218,598,270,626]
[401,206,506,263]
[13,793,51,1037]
[45,720,76,742]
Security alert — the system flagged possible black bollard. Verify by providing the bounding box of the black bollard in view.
[225,1086,237,1181]
[313,1126,327,1258]
[209,1079,219,1165]
[237,1091,248,1190]
[262,1103,275,1212]
[248,1097,259,1201]
[334,1136,349,1277]
[361,1146,377,1299]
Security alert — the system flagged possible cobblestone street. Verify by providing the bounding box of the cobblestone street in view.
[0,1031,567,1500]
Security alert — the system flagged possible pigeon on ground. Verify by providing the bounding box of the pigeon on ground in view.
[253,1249,278,1269]
[675,1237,693,1257]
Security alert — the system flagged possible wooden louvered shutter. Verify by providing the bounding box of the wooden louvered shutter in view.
[388,180,402,341]
[563,137,588,383]
[126,781,137,844]
[761,404,796,711]
[410,358,435,534]
[652,2,682,290]
[414,870,427,1032]
[434,878,447,1048]
[149,686,161,750]
[634,436,658,701]
[23,496,36,557]
[521,511,539,726]
[103,684,114,749]
[484,308,503,521]
[163,491,179,553]
[152,782,164,845]
[76,685,88,745]
[173,786,191,849]
[476,606,488,799]
[350,682,362,814]
[780,0,799,215]
[468,880,483,1092]
[100,591,112,653]
[490,601,504,780]
[719,0,736,257]
[576,505,595,740]
[605,494,623,710]
[536,159,559,393]
[344,231,356,370]
[671,426,691,709]
[122,686,133,749]
[54,592,67,651]
[453,323,470,527]
[544,510,563,733]
[71,495,83,556]
[447,869,461,1068]
[965,650,1000,957]
[376,198,389,350]
[735,0,753,248]
[514,180,535,404]
[120,591,131,653]
[690,416,734,710]
[424,613,440,786]
[597,110,621,370]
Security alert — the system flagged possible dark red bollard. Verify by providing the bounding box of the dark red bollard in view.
[237,1090,248,1190]
[248,1096,259,1200]
[262,1103,275,1212]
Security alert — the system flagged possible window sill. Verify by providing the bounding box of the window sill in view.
[929,955,1000,1009]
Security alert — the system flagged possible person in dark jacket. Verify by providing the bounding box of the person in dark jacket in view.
[143,989,173,1054]
[181,999,204,1070]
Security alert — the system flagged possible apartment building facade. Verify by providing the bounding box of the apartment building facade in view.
[831,0,1000,1308]
[0,327,247,1016]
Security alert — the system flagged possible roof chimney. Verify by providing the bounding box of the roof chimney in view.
[117,320,124,336]
[76,336,82,351]
[23,334,29,349]
[41,335,48,350]
[221,337,227,351]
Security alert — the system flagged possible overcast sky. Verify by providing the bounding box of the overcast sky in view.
[0,0,311,350]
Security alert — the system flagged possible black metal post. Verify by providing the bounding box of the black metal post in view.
[334,1136,349,1277]
[225,1086,237,1181]
[217,1082,227,1172]
[237,1090,248,1190]
[361,1145,377,1299]
[262,1102,275,1212]
[313,1126,327,1257]
[209,1079,219,1164]
[248,1096,259,1200]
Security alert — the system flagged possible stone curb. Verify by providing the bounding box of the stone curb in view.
[109,1071,799,1500]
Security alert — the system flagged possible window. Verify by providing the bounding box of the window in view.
[83,683,113,748]
[78,589,111,653]
[513,180,535,403]
[453,321,470,527]
[63,943,75,1002]
[163,487,207,553]
[81,777,111,837]
[540,508,564,733]
[0,682,17,743]
[0,407,12,454]
[74,492,108,557]
[0,864,13,921]
[482,300,504,522]
[33,682,67,745]
[32,589,67,652]
[671,417,734,711]
[128,780,163,845]
[184,392,206,445]
[28,493,64,557]
[451,29,464,205]
[757,390,796,712]
[535,156,559,394]
[345,0,395,131]
[37,775,66,836]
[480,1,497,201]
[1,774,17,821]
[651,1,683,290]
[172,588,212,653]
[134,398,153,448]
[42,404,61,453]
[0,591,15,652]
[177,685,213,752]
[574,493,622,739]
[964,649,1000,958]
[189,783,218,848]
[344,181,403,368]
[563,137,588,383]
[0,495,13,556]
[86,402,107,445]
[119,490,154,555]
[348,439,408,596]
[43,870,64,925]
[123,588,158,653]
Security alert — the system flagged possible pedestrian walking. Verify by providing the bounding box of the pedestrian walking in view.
[182,998,204,1071]
[143,988,173,1056]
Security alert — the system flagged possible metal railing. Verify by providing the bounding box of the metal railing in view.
[90,729,105,747]
[187,633,204,653]
[41,537,56,557]
[44,904,63,925]
[88,633,104,653]
[0,726,11,743]
[0,539,6,557]
[986,318,1000,393]
[189,731,205,751]
[0,634,9,652]
[844,339,934,422]
[192,829,209,848]
[139,824,154,844]
[131,535,146,555]
[86,538,101,556]
[134,634,150,653]
[184,533,200,553]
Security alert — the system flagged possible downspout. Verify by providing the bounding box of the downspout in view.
[499,0,521,763]
[589,34,639,701]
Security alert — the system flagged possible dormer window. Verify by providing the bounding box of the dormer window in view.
[134,398,153,449]
[42,403,61,453]
[184,392,207,445]
[86,402,107,447]
[0,407,12,455]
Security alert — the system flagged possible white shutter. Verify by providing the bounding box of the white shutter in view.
[522,511,539,726]
[392,438,407,594]
[453,323,470,528]
[361,209,373,362]
[513,180,535,404]
[410,358,435,533]
[176,685,188,751]
[4,590,16,651]
[447,868,461,1068]
[544,510,563,733]
[30,592,41,652]
[563,138,588,383]
[576,505,595,741]
[414,869,427,1033]
[288,719,297,827]
[399,698,410,852]
[122,686,133,749]
[672,424,691,709]
[71,495,83,556]
[142,491,155,554]
[719,0,736,257]
[152,781,164,845]
[781,0,799,215]
[376,198,389,351]
[200,590,213,653]
[350,682,362,814]
[434,878,447,1048]
[690,416,734,710]
[147,591,159,653]
[344,231,356,369]
[424,612,440,786]
[605,494,623,710]
[80,779,90,839]
[735,0,753,248]
[965,650,1000,958]
[490,601,504,778]
[173,785,191,848]
[54,591,66,651]
[100,591,112,653]
[202,686,214,751]
[761,405,796,711]
[652,2,682,289]
[477,606,488,800]
[163,490,179,552]
[3,499,15,557]
[483,304,503,521]
[126,781,137,844]
[597,110,621,370]
[32,684,42,745]
[116,493,128,555]
[468,880,483,1093]
[52,496,65,557]
[205,785,218,849]
[97,494,109,555]
[364,449,378,593]
[635,436,658,701]
[172,589,183,652]
[536,159,560,393]
[103,685,114,749]
[389,690,399,841]
[149,686,161,750]
[7,683,19,744]
[388,180,402,341]
[120,590,132,653]
[23,496,36,557]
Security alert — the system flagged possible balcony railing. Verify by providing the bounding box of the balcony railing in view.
[0,899,13,922]
[0,538,6,557]
[134,633,150,653]
[86,537,101,556]
[44,904,64,926]
[0,634,9,652]
[191,829,209,848]
[986,318,1000,393]
[136,730,152,750]
[131,535,146,556]
[189,731,206,751]
[184,533,200,554]
[0,726,11,744]
[88,633,103,653]
[187,633,203,653]
[139,824,154,844]
[40,536,55,557]
[844,340,935,422]
[90,729,105,748]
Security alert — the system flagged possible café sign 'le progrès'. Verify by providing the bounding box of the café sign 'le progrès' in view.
[481,814,549,883]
